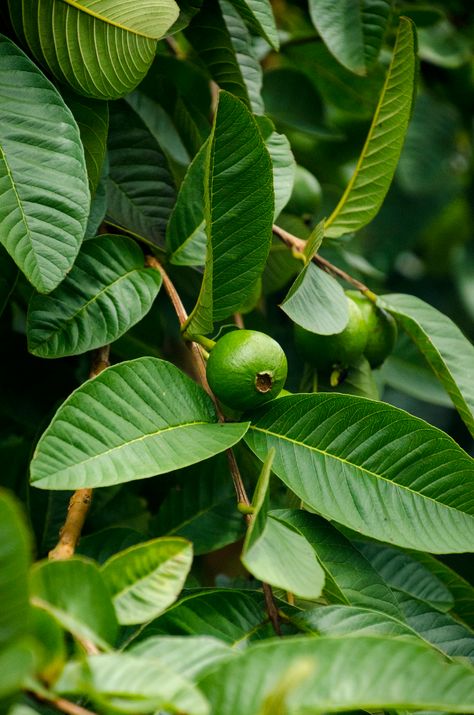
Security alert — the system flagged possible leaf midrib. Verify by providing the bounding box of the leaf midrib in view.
[61,0,162,40]
[248,424,472,518]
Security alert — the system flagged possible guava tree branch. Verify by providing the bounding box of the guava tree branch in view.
[272,224,375,297]
[147,255,281,636]
[28,691,97,715]
[48,346,110,562]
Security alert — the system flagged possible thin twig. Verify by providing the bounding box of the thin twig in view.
[48,347,110,562]
[28,691,97,715]
[272,224,373,295]
[147,256,280,632]
[234,312,245,329]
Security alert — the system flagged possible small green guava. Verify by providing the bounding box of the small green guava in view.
[346,290,398,368]
[294,296,368,374]
[206,330,288,410]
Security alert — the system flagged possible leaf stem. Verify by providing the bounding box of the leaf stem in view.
[272,224,376,299]
[28,691,98,715]
[48,346,110,561]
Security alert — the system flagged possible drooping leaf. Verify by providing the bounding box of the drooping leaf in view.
[129,635,235,678]
[0,35,89,293]
[266,131,296,221]
[30,558,119,649]
[152,455,245,555]
[381,293,474,437]
[8,0,179,100]
[0,490,31,650]
[281,262,349,335]
[30,358,248,490]
[185,0,264,114]
[244,394,474,553]
[134,590,274,645]
[56,654,209,715]
[107,101,176,246]
[308,0,392,75]
[184,92,274,337]
[324,18,416,238]
[355,541,454,611]
[200,635,474,714]
[62,90,109,196]
[229,0,279,50]
[27,236,162,359]
[274,511,402,619]
[242,452,325,600]
[167,141,208,266]
[101,538,193,625]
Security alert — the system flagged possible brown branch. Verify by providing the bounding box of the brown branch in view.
[48,347,110,562]
[28,691,97,715]
[272,224,374,296]
[263,582,282,636]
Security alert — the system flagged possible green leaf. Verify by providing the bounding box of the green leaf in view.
[185,0,264,113]
[30,358,248,490]
[56,654,209,715]
[101,538,193,625]
[281,262,349,335]
[274,511,402,619]
[242,453,325,599]
[0,245,17,316]
[229,0,279,50]
[294,604,413,638]
[0,639,35,699]
[200,635,474,713]
[355,541,454,611]
[152,455,245,555]
[380,293,474,437]
[0,489,31,649]
[77,528,143,564]
[0,35,89,293]
[244,394,474,553]
[135,589,274,645]
[308,0,392,75]
[30,604,66,684]
[167,141,208,267]
[395,591,474,664]
[8,0,179,100]
[62,91,109,196]
[27,236,162,359]
[266,131,296,221]
[107,101,176,247]
[324,17,416,238]
[184,92,274,337]
[327,355,380,400]
[129,635,235,679]
[30,558,119,649]
[262,68,330,137]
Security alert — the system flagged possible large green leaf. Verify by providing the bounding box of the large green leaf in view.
[27,236,162,358]
[134,590,274,645]
[0,35,89,293]
[129,635,235,679]
[62,91,109,196]
[355,541,454,611]
[229,0,278,50]
[381,293,474,438]
[242,453,325,600]
[308,0,392,75]
[107,101,176,247]
[30,358,248,490]
[185,0,264,114]
[201,635,474,713]
[244,394,474,553]
[324,18,416,238]
[152,455,245,555]
[0,490,31,650]
[101,538,193,625]
[56,654,209,715]
[8,0,179,100]
[294,604,413,638]
[274,511,402,619]
[184,91,274,337]
[30,558,119,649]
[281,262,349,335]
